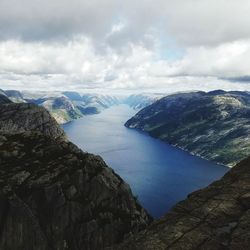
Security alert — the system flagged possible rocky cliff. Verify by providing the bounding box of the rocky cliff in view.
[111,156,250,250]
[125,90,250,166]
[0,103,65,139]
[0,101,151,250]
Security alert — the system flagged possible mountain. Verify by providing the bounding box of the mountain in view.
[3,90,165,124]
[62,91,83,101]
[5,90,121,124]
[0,92,12,104]
[4,90,26,103]
[0,101,151,250]
[125,90,250,166]
[110,156,250,250]
[33,96,83,124]
[77,94,121,114]
[124,93,164,110]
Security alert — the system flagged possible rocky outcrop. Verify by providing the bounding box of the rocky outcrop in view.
[0,132,151,250]
[111,156,250,250]
[125,90,250,166]
[0,103,65,139]
[0,103,151,250]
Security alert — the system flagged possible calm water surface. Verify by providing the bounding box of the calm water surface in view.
[63,105,228,218]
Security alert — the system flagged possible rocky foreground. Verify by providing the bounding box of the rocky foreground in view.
[125,90,250,166]
[0,98,151,250]
[110,156,250,250]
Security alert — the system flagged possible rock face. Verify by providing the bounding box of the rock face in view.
[0,103,65,139]
[125,90,250,166]
[0,103,151,250]
[111,156,250,250]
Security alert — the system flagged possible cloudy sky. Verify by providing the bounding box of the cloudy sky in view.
[1,0,250,93]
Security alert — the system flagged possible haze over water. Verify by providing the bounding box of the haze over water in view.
[63,104,228,218]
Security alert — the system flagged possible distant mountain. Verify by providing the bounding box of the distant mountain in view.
[124,93,164,110]
[62,91,83,101]
[78,94,121,112]
[4,90,122,124]
[33,96,83,124]
[0,90,12,104]
[3,90,166,124]
[125,90,250,166]
[4,90,26,103]
[0,100,151,250]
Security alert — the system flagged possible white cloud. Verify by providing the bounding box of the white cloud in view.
[166,40,250,78]
[0,38,250,92]
[0,0,250,92]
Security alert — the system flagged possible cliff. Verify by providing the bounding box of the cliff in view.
[0,101,151,250]
[0,103,65,139]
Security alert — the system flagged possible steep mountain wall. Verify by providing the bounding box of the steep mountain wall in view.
[0,102,151,250]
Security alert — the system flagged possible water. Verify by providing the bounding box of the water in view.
[63,105,229,218]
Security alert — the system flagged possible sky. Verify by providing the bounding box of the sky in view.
[0,0,250,93]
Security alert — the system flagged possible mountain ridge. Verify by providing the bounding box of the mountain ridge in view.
[125,90,250,166]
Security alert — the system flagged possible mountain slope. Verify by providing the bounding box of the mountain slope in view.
[0,103,151,250]
[111,156,250,250]
[0,91,12,104]
[124,93,164,110]
[4,90,26,103]
[125,91,250,166]
[21,91,121,124]
[39,96,82,124]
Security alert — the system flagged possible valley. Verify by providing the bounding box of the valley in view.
[1,89,161,124]
[63,104,228,218]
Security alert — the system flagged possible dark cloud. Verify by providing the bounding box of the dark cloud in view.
[0,0,117,41]
[1,0,250,47]
[222,76,250,83]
